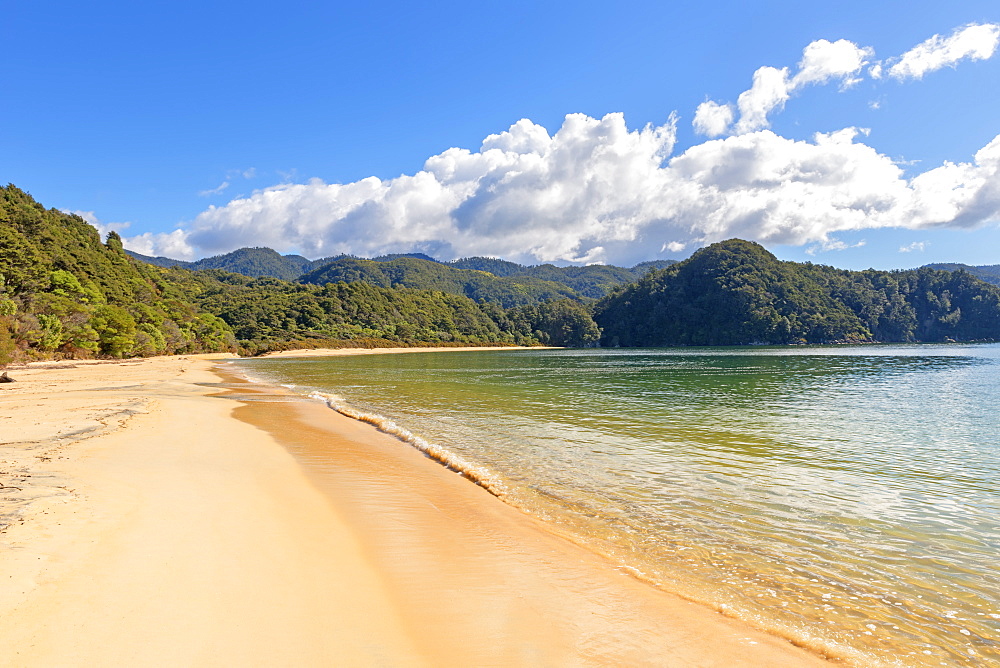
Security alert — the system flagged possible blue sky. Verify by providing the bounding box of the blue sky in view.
[3,1,1000,269]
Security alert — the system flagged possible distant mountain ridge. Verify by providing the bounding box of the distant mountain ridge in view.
[127,247,337,281]
[924,263,1000,286]
[128,246,677,303]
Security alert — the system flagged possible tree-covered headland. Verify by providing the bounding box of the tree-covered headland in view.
[595,239,1000,346]
[0,185,235,363]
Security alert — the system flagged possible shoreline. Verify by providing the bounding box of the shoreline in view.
[0,353,834,666]
[254,344,559,358]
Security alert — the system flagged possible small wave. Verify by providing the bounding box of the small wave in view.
[307,391,507,498]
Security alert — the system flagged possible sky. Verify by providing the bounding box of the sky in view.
[3,0,1000,270]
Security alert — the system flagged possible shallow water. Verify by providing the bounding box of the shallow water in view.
[236,344,1000,667]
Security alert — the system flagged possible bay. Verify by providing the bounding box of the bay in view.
[236,344,1000,667]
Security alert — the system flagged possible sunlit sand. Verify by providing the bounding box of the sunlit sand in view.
[0,353,830,666]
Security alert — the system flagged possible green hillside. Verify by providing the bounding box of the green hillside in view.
[925,263,1000,286]
[163,269,600,353]
[129,247,677,302]
[299,257,580,307]
[0,185,601,361]
[128,246,340,280]
[595,239,1000,346]
[0,185,235,362]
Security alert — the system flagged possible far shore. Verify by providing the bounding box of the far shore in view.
[254,344,559,358]
[0,353,834,666]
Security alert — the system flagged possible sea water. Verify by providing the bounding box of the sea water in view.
[235,345,1000,667]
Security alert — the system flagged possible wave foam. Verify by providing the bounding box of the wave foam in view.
[308,391,507,497]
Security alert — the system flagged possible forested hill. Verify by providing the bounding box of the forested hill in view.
[298,257,580,307]
[1,185,602,363]
[127,247,333,280]
[925,263,1000,287]
[595,239,1000,346]
[130,247,677,302]
[0,185,236,360]
[446,257,676,298]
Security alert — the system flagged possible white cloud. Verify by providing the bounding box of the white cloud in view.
[199,168,258,197]
[704,25,997,137]
[805,238,866,255]
[199,181,231,197]
[791,39,873,89]
[732,66,791,135]
[729,39,872,134]
[131,113,1000,266]
[63,209,99,225]
[899,241,928,253]
[123,229,196,259]
[888,23,1000,80]
[692,100,735,137]
[62,209,131,241]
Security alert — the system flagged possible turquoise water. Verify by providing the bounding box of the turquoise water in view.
[236,345,1000,667]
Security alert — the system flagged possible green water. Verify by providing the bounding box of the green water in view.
[236,344,1000,667]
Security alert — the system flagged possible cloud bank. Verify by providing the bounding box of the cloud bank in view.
[125,24,1000,266]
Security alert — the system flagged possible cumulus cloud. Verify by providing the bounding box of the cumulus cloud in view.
[899,241,928,253]
[732,66,792,135]
[693,100,735,137]
[697,38,872,136]
[123,229,196,259]
[699,22,1000,139]
[792,38,873,88]
[887,23,1000,80]
[128,112,1000,266]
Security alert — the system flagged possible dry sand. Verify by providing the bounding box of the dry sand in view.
[0,353,834,666]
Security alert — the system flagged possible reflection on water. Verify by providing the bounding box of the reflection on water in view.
[238,344,1000,667]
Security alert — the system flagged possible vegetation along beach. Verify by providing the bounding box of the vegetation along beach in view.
[5,3,1000,666]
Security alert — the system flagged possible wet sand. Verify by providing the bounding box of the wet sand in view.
[0,353,834,666]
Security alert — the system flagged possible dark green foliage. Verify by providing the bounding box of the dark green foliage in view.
[300,257,580,307]
[372,252,439,263]
[595,240,1000,346]
[168,268,519,351]
[130,247,677,300]
[506,299,602,347]
[925,263,1000,287]
[449,256,525,277]
[448,256,678,299]
[127,247,349,278]
[187,247,314,280]
[0,184,237,361]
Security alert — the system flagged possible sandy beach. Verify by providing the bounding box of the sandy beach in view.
[0,352,833,666]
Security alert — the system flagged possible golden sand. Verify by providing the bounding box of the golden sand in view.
[0,353,832,666]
